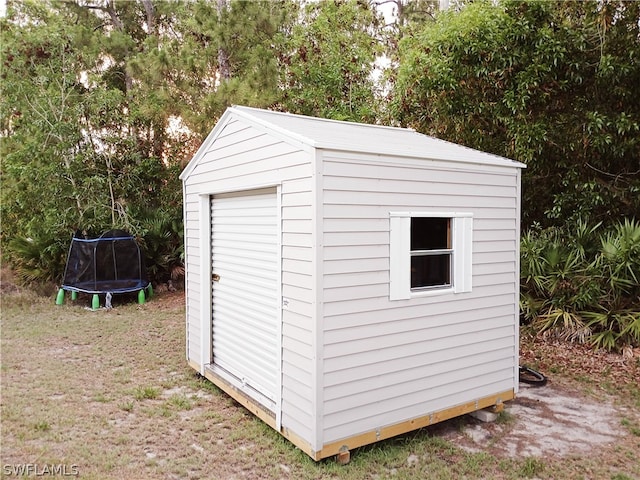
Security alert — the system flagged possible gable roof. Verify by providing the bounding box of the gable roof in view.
[180,106,525,180]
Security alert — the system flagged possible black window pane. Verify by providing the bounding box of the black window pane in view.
[411,217,450,250]
[411,254,451,288]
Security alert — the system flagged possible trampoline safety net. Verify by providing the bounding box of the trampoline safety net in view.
[61,229,149,294]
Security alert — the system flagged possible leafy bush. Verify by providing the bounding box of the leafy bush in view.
[5,205,185,292]
[137,207,184,286]
[392,1,640,229]
[7,234,68,290]
[521,218,640,350]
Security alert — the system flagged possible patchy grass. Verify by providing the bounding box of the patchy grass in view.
[495,410,516,425]
[133,386,160,401]
[621,418,640,437]
[1,290,639,479]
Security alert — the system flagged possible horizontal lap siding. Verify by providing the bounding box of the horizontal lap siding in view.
[320,154,519,445]
[183,118,314,445]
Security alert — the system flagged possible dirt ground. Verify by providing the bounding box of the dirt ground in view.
[437,380,635,459]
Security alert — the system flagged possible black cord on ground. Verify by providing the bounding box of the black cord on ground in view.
[519,366,548,386]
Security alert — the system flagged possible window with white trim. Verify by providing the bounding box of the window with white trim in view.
[411,217,452,289]
[390,212,473,300]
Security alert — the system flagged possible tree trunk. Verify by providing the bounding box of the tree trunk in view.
[217,0,231,82]
[140,0,156,34]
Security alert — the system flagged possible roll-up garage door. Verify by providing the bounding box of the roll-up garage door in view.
[210,188,280,407]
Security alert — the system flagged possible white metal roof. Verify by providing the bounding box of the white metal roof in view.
[231,106,525,168]
[181,106,525,180]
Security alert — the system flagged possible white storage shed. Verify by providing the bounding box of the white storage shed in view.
[180,106,526,461]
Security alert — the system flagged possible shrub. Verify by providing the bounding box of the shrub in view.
[137,207,185,287]
[521,218,640,350]
[5,205,185,292]
[8,234,68,288]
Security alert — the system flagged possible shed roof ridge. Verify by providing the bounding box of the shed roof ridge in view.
[231,104,415,135]
[229,105,319,148]
[230,105,524,168]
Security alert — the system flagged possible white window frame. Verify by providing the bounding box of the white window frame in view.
[390,212,473,300]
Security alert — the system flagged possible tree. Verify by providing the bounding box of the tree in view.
[169,0,297,137]
[278,0,384,122]
[1,3,100,280]
[1,0,300,284]
[0,0,186,283]
[392,0,640,228]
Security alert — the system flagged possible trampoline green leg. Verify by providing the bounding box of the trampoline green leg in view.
[146,283,153,299]
[138,289,146,304]
[55,289,65,305]
[71,291,78,301]
[92,294,100,310]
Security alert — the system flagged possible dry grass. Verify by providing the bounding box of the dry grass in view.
[1,290,639,480]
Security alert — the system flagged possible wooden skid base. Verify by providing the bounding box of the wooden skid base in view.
[189,360,514,461]
[315,389,515,460]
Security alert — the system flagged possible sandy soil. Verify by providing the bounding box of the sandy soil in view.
[435,379,638,459]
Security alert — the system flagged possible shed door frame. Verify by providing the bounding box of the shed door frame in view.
[198,185,282,429]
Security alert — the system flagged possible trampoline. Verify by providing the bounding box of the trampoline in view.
[56,229,152,308]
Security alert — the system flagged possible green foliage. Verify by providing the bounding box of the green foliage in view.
[278,0,384,122]
[166,394,193,411]
[393,0,640,227]
[1,0,388,288]
[621,418,640,437]
[1,1,193,286]
[521,219,640,350]
[33,420,51,432]
[172,0,298,137]
[598,219,640,298]
[3,0,638,311]
[137,206,184,285]
[585,311,640,352]
[7,235,67,286]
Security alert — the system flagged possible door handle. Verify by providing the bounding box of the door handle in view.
[212,273,220,282]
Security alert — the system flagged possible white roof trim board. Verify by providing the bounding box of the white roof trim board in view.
[180,106,525,180]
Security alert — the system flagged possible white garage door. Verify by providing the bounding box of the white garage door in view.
[210,188,280,408]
